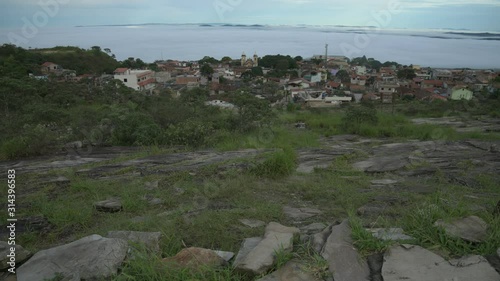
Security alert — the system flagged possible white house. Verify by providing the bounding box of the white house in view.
[114,68,156,91]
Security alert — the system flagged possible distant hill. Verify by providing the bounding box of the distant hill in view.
[0,44,121,77]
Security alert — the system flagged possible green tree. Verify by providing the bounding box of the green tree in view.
[397,68,416,80]
[200,63,214,77]
[336,70,351,83]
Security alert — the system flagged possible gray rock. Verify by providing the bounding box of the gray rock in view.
[353,156,409,173]
[370,179,398,185]
[497,248,500,259]
[434,216,488,243]
[144,181,159,190]
[17,234,128,281]
[357,202,386,217]
[321,220,370,281]
[368,228,415,241]
[0,242,31,270]
[283,206,322,221]
[235,222,299,275]
[233,237,263,267]
[106,231,162,254]
[311,225,333,254]
[367,253,384,281]
[214,250,235,262]
[148,198,163,205]
[382,245,500,281]
[301,223,328,235]
[94,198,122,213]
[239,219,266,228]
[256,260,322,281]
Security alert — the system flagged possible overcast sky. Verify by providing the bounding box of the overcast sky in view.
[1,0,499,31]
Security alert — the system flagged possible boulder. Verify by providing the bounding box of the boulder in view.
[320,220,370,281]
[94,198,122,213]
[163,247,227,271]
[233,237,263,267]
[106,231,162,254]
[0,242,31,270]
[382,245,499,281]
[235,222,299,275]
[256,260,322,281]
[311,225,333,254]
[17,234,128,281]
[434,216,488,243]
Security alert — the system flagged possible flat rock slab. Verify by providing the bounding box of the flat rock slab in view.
[371,179,398,185]
[382,245,500,281]
[434,216,488,243]
[235,222,299,275]
[353,156,409,173]
[106,231,162,254]
[239,219,266,228]
[256,260,322,281]
[94,198,123,213]
[283,206,323,221]
[368,228,414,241]
[0,242,31,270]
[163,247,227,271]
[321,220,370,281]
[17,234,128,281]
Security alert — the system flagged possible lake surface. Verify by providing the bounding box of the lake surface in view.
[1,24,499,69]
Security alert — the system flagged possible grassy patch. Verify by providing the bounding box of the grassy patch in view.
[251,147,297,179]
[350,216,394,257]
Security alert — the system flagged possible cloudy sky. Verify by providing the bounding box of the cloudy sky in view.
[1,0,499,31]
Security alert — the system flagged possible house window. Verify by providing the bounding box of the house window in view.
[124,78,128,82]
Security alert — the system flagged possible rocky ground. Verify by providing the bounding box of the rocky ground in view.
[1,121,500,280]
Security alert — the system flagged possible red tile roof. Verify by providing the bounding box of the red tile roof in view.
[114,68,129,73]
[138,78,155,87]
[42,62,56,67]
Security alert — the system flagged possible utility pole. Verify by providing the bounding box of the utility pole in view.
[325,44,328,66]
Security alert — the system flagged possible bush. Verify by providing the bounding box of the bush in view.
[341,105,378,135]
[0,124,56,160]
[251,147,297,178]
[162,119,214,147]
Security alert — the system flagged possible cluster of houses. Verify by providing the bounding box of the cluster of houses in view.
[35,53,500,107]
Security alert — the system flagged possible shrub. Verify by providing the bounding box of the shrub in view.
[251,147,297,178]
[341,105,378,135]
[163,119,214,147]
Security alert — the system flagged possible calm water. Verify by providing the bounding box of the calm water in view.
[1,24,499,69]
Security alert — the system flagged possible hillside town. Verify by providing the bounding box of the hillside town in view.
[34,51,500,108]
